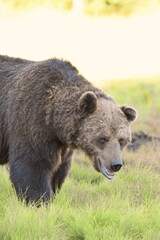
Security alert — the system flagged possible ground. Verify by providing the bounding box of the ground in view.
[127,131,160,151]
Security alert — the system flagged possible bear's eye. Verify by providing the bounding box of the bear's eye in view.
[119,138,127,147]
[99,137,109,145]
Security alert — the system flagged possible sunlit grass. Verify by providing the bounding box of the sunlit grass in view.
[102,77,160,113]
[0,153,160,240]
[101,77,160,135]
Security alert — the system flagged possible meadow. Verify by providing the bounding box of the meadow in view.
[0,77,160,240]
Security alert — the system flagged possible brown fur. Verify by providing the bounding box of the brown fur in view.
[0,55,137,205]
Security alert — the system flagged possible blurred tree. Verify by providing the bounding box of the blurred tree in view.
[1,0,160,15]
[53,0,73,11]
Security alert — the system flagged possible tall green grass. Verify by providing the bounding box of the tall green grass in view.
[0,157,160,239]
[0,78,160,239]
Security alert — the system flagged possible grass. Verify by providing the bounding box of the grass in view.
[0,157,160,240]
[1,77,160,239]
[101,76,160,135]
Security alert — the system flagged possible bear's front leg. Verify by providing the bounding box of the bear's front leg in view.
[51,148,73,194]
[10,159,53,206]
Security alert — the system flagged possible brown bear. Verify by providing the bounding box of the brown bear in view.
[0,55,137,205]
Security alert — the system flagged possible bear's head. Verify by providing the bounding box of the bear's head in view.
[76,91,137,180]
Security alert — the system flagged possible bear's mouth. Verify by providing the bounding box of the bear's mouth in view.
[98,159,115,180]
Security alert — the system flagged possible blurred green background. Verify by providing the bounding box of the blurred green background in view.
[1,0,160,15]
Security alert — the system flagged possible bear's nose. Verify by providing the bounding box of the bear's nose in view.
[111,161,123,172]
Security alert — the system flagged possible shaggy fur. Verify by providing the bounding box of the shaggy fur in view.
[0,55,137,205]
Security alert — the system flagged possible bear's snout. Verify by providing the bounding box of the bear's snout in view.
[111,161,123,172]
[98,158,123,180]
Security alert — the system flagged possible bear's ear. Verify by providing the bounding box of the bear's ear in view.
[78,91,97,115]
[121,106,137,122]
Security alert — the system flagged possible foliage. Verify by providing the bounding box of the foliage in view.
[84,0,160,15]
[1,0,160,15]
[0,0,73,11]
